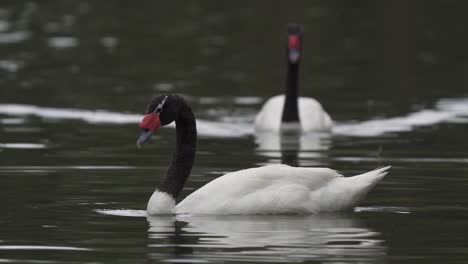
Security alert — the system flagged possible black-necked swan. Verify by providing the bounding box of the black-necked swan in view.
[255,24,332,132]
[137,94,390,215]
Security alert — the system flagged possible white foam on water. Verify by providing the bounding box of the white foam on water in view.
[0,104,142,124]
[333,97,468,137]
[0,96,467,138]
[0,103,252,138]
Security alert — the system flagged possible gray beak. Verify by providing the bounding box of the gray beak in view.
[136,130,154,148]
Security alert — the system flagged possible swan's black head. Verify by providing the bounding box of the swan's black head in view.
[137,94,180,147]
[286,24,303,64]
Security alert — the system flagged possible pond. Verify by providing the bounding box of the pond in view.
[1,1,468,263]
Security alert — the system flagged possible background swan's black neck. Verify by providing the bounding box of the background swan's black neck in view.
[282,62,300,122]
[159,102,197,200]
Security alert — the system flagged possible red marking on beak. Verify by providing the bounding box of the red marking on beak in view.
[288,35,300,49]
[139,113,161,132]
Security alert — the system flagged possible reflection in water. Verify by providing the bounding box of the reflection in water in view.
[147,214,386,263]
[255,131,332,166]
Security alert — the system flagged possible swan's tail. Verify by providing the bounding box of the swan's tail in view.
[340,166,391,207]
[351,166,391,186]
[312,166,391,212]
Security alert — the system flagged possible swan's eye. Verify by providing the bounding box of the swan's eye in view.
[153,95,168,114]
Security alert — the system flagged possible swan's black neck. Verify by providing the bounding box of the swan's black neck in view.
[281,62,300,122]
[159,102,197,200]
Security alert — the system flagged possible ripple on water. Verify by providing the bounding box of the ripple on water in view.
[47,36,79,48]
[0,245,92,251]
[354,206,412,214]
[0,60,21,72]
[0,117,25,125]
[95,209,147,217]
[0,143,47,149]
[0,31,30,44]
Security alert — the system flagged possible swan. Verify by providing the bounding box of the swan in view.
[254,24,332,132]
[137,94,390,215]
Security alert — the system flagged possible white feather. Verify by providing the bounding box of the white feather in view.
[254,95,333,132]
[171,164,390,215]
[147,191,176,215]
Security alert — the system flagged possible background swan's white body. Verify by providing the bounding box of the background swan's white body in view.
[254,95,333,132]
[147,164,390,215]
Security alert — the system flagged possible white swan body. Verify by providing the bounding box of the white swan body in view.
[147,164,390,215]
[254,95,332,132]
[139,95,389,216]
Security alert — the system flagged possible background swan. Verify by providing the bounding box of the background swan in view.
[255,24,332,132]
[137,94,390,215]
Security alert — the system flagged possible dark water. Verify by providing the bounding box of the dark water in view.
[1,1,468,263]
